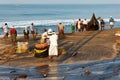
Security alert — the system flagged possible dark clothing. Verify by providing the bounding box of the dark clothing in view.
[109,17,114,29]
[100,20,105,30]
[109,17,114,23]
[23,30,29,42]
[24,30,29,35]
[101,20,105,24]
[31,31,35,34]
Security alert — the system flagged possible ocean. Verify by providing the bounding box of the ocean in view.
[0,4,120,35]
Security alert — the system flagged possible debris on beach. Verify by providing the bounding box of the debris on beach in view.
[84,69,91,75]
[58,48,67,55]
[71,52,78,57]
[13,74,27,80]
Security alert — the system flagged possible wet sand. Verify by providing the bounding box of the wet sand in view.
[0,28,120,79]
[0,28,119,68]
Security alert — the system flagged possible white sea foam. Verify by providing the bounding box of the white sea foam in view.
[0,18,118,28]
[0,19,75,28]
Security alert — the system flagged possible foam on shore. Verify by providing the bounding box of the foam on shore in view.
[0,18,119,28]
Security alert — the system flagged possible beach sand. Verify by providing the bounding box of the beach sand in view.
[0,29,119,67]
[0,28,119,68]
[0,28,120,79]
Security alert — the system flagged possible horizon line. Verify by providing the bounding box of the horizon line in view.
[0,3,120,5]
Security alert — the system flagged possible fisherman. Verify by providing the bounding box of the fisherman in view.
[109,16,115,29]
[83,19,88,31]
[23,26,29,42]
[10,26,17,45]
[100,19,105,30]
[30,23,35,39]
[58,22,65,37]
[71,19,75,33]
[76,19,81,32]
[41,28,48,43]
[48,29,58,59]
[3,23,8,39]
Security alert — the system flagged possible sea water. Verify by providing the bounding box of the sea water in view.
[0,4,120,35]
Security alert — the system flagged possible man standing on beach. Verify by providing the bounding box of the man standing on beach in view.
[23,26,29,42]
[3,23,8,39]
[58,22,65,37]
[10,26,17,45]
[109,16,115,29]
[100,19,105,30]
[41,28,48,43]
[76,19,81,32]
[30,23,35,39]
[83,19,88,31]
[48,30,58,59]
[71,19,75,33]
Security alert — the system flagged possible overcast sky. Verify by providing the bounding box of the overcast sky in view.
[0,0,119,4]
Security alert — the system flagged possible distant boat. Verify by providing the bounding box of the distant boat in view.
[87,13,99,31]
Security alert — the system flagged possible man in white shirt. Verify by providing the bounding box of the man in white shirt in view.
[76,19,81,32]
[30,23,35,39]
[41,29,48,43]
[58,23,65,36]
[83,19,88,31]
[48,31,58,59]
[3,23,8,39]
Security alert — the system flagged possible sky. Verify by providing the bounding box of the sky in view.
[0,0,120,4]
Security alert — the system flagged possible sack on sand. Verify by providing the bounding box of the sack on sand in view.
[16,42,28,53]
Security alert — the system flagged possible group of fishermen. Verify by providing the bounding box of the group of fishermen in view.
[2,14,115,45]
[2,22,65,58]
[1,14,115,58]
[2,23,35,45]
[71,14,115,33]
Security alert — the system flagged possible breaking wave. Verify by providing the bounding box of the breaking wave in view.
[0,18,120,28]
